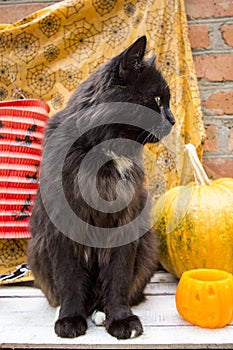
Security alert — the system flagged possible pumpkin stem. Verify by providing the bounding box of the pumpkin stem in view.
[185,144,211,186]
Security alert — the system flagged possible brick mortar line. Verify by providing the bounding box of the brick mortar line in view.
[198,83,233,90]
[192,49,233,56]
[203,116,233,122]
[198,81,233,88]
[198,86,233,102]
[198,87,233,100]
[203,154,233,159]
[187,17,233,25]
[199,88,233,96]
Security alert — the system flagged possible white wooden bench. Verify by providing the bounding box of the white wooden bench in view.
[0,270,232,349]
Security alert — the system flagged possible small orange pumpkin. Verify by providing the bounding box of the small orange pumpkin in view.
[176,268,233,328]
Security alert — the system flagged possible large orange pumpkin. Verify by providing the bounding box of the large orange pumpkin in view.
[151,144,233,279]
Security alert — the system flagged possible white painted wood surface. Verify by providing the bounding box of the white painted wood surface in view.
[0,270,233,349]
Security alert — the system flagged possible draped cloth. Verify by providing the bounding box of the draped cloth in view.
[0,0,205,283]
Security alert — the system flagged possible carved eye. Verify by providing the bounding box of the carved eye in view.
[155,96,161,107]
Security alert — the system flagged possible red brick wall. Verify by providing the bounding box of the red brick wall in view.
[1,0,232,179]
[185,0,233,179]
[0,2,56,24]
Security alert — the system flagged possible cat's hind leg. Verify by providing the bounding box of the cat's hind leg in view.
[129,230,159,306]
[27,235,59,307]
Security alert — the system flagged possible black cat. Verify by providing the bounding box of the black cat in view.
[27,36,175,339]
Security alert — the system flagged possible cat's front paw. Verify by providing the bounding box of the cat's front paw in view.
[55,315,87,338]
[106,315,143,339]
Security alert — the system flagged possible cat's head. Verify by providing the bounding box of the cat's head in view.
[83,36,175,142]
[70,36,175,145]
[91,36,175,143]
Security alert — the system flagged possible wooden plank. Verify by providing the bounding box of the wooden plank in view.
[0,282,178,298]
[0,295,233,349]
[144,282,177,295]
[0,295,186,327]
[0,271,178,298]
[1,323,233,349]
[150,271,178,283]
[0,285,43,297]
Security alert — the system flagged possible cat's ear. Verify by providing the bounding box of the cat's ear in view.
[119,36,147,78]
[146,54,156,68]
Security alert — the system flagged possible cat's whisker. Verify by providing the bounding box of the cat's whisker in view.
[135,129,150,144]
[142,131,155,145]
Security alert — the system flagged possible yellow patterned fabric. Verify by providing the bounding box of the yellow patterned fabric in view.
[0,240,33,284]
[0,0,205,283]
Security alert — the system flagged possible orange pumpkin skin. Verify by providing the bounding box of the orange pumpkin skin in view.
[176,269,233,328]
[151,177,233,279]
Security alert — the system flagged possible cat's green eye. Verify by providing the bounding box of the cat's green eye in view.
[155,96,162,107]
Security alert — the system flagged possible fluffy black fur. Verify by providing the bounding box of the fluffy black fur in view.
[27,36,175,339]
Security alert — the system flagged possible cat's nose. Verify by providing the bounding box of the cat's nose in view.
[167,110,175,125]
